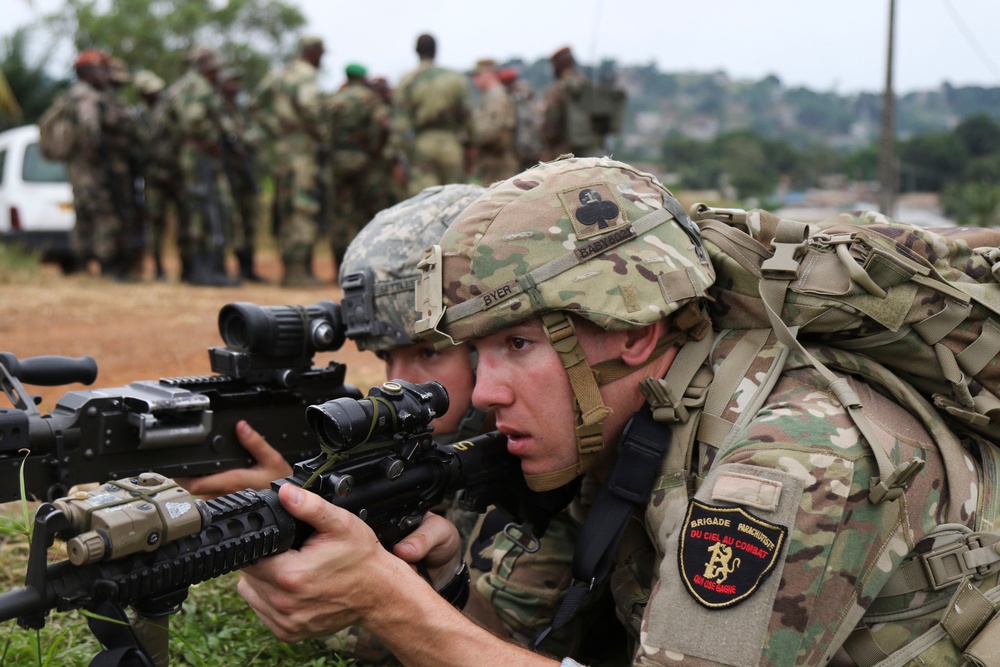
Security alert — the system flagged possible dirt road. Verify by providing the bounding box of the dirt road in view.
[0,250,384,412]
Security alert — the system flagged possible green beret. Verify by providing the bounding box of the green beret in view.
[345,63,368,78]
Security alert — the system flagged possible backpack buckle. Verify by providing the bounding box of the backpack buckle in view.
[761,239,807,281]
[921,533,1000,590]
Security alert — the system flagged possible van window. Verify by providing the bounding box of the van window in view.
[22,142,68,183]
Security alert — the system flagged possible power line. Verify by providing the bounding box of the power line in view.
[939,0,1000,85]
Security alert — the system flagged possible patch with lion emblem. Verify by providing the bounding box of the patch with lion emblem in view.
[678,500,787,609]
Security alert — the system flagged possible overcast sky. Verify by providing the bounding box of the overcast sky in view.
[7,0,1000,94]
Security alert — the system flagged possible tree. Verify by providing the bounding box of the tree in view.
[897,132,969,191]
[0,28,68,130]
[954,113,1000,158]
[42,0,305,91]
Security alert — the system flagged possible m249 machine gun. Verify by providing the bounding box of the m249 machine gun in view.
[0,300,361,503]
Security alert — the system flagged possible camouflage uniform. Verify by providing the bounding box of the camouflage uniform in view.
[219,69,262,281]
[251,50,328,283]
[168,61,237,282]
[472,84,517,186]
[104,61,146,280]
[415,157,988,666]
[331,183,488,664]
[135,70,184,281]
[326,75,390,271]
[541,68,603,160]
[392,59,473,197]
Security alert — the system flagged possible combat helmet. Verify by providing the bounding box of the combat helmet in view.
[339,184,486,353]
[415,156,715,490]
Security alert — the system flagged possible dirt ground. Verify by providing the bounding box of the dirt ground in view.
[0,249,385,412]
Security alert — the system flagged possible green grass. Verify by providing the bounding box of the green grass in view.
[0,503,385,667]
[0,243,42,283]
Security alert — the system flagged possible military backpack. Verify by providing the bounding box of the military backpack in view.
[37,93,77,162]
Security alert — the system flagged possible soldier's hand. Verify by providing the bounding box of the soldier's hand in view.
[175,420,293,497]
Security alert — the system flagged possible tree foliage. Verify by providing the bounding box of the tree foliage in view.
[43,0,306,91]
[0,28,68,129]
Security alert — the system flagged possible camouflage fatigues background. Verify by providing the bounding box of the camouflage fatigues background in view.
[220,90,259,252]
[251,58,327,254]
[392,59,472,196]
[59,81,125,264]
[326,79,390,268]
[168,69,234,260]
[473,84,517,186]
[139,89,187,276]
[541,68,603,160]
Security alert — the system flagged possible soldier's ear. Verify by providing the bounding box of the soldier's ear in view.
[620,321,665,367]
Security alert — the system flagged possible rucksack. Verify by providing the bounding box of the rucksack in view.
[564,78,626,149]
[645,204,1000,664]
[37,93,77,161]
[686,204,1000,500]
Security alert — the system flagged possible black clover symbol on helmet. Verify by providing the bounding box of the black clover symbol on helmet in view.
[574,188,621,230]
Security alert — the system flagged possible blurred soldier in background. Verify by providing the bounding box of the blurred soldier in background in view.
[135,69,184,281]
[326,62,390,276]
[104,56,146,281]
[470,58,517,186]
[541,46,600,160]
[367,76,402,213]
[219,67,264,283]
[391,33,473,197]
[40,49,129,278]
[250,35,328,287]
[168,47,239,286]
[499,66,542,171]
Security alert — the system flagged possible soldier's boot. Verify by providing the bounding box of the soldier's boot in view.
[281,247,322,288]
[185,250,239,287]
[237,248,266,283]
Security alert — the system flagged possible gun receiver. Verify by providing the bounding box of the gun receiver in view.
[0,300,361,503]
[0,381,519,637]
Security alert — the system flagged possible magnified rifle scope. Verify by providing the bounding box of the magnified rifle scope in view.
[217,301,347,358]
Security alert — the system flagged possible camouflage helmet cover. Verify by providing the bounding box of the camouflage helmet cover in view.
[416,156,715,345]
[340,184,486,352]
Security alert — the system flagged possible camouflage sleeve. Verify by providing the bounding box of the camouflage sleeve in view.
[474,89,514,150]
[632,368,952,666]
[293,69,326,139]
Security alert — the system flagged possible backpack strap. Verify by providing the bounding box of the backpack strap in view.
[530,403,671,649]
[756,219,925,503]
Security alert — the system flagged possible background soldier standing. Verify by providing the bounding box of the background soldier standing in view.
[134,69,184,282]
[104,56,146,281]
[499,66,543,171]
[326,62,389,275]
[470,58,517,186]
[219,67,264,283]
[168,47,239,286]
[540,46,602,160]
[45,49,128,278]
[250,35,328,287]
[366,76,402,213]
[391,33,473,197]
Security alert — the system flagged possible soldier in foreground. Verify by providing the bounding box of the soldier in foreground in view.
[391,34,473,197]
[237,156,981,666]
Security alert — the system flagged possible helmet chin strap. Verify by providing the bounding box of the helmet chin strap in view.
[527,312,677,492]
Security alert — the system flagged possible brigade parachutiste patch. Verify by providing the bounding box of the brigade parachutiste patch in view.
[678,500,787,609]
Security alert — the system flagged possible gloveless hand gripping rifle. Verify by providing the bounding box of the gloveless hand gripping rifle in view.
[0,379,554,666]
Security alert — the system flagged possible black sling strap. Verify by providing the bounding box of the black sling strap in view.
[531,403,669,648]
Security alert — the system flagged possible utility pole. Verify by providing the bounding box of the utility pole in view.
[878,0,897,216]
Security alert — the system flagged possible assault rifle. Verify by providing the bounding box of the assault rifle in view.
[0,300,360,503]
[0,380,563,667]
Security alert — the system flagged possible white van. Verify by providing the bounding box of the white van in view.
[0,124,76,271]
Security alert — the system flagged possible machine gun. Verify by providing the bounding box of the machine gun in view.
[0,300,361,503]
[0,380,542,666]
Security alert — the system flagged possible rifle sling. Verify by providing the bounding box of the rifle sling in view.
[531,403,669,648]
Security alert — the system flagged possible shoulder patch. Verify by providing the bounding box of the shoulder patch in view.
[678,500,787,609]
